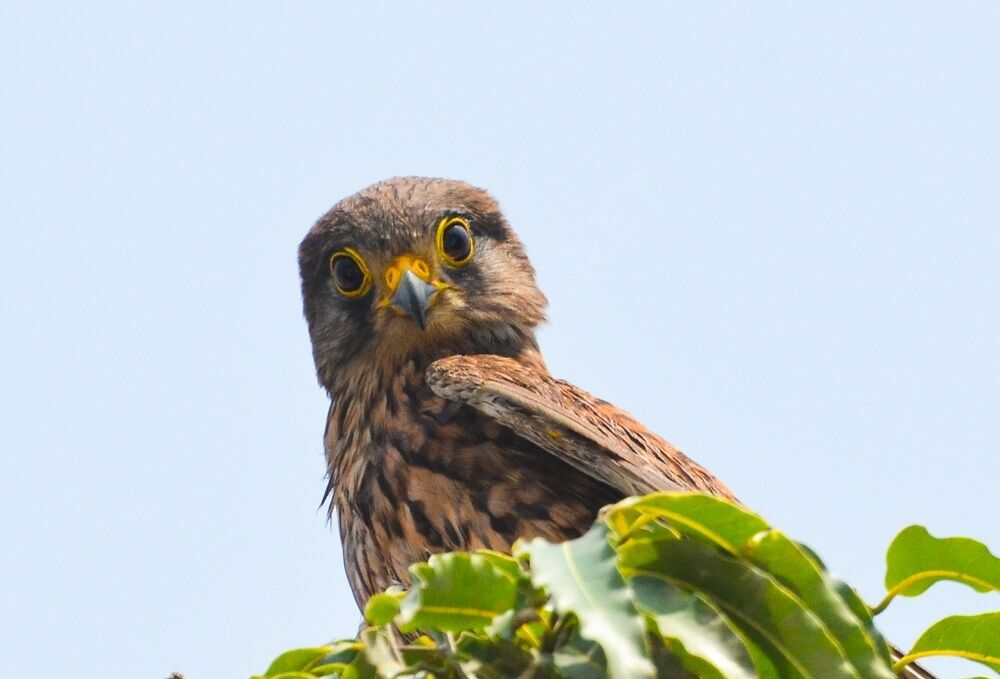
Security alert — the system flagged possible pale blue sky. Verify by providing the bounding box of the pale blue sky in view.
[2,3,997,678]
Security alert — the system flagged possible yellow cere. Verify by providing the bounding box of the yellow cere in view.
[376,253,450,312]
[384,254,433,293]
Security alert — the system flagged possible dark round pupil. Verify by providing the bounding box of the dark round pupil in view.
[333,256,364,291]
[443,224,471,260]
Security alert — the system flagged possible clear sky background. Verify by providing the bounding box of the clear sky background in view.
[2,3,997,678]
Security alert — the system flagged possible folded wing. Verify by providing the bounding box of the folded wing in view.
[426,354,736,501]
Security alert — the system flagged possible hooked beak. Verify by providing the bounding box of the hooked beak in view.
[390,268,438,329]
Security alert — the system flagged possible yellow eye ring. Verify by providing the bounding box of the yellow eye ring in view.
[435,216,475,267]
[328,247,372,298]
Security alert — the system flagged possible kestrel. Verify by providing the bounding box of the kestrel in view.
[299,177,735,608]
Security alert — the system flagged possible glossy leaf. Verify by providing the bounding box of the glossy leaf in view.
[550,632,609,679]
[829,579,892,666]
[455,632,534,678]
[339,644,377,679]
[358,628,404,677]
[745,529,894,678]
[517,523,655,678]
[309,640,363,675]
[894,612,1000,675]
[609,492,769,555]
[631,576,757,679]
[619,536,858,678]
[397,552,519,632]
[485,607,548,650]
[363,592,401,626]
[518,614,609,678]
[475,549,530,581]
[646,643,701,678]
[261,647,331,676]
[253,491,1000,679]
[878,526,1000,612]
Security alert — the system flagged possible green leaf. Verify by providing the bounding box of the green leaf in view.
[339,643,377,679]
[736,631,783,679]
[635,573,779,679]
[829,579,892,666]
[455,632,534,678]
[475,549,530,581]
[523,617,608,679]
[894,612,1000,675]
[398,552,519,632]
[363,592,401,626]
[485,607,548,649]
[618,536,858,678]
[311,640,363,671]
[745,529,894,678]
[630,576,758,679]
[877,525,1000,612]
[399,644,458,676]
[485,609,519,640]
[646,635,701,679]
[516,614,549,649]
[478,548,546,612]
[609,492,770,555]
[263,647,331,675]
[517,523,655,679]
[551,633,609,679]
[358,628,404,677]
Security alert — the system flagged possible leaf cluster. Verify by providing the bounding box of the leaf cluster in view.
[255,492,1000,678]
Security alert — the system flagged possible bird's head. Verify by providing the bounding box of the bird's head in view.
[299,177,547,391]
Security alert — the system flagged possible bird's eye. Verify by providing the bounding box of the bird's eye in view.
[329,248,372,298]
[436,216,474,267]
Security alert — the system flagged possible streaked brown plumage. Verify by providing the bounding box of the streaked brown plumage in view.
[299,176,734,608]
[299,177,934,679]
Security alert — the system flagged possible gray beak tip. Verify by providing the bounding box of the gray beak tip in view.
[390,269,437,329]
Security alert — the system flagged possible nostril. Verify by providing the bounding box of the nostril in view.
[385,268,398,289]
[413,260,430,278]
